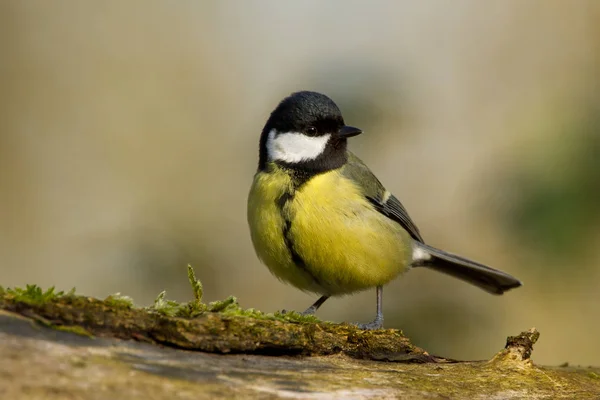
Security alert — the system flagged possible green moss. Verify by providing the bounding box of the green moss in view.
[147,265,209,318]
[588,371,600,379]
[0,284,76,306]
[144,265,319,322]
[204,295,322,324]
[187,264,204,308]
[273,310,322,324]
[1,266,324,327]
[208,295,237,312]
[215,299,273,319]
[55,325,94,338]
[149,291,182,317]
[104,293,135,309]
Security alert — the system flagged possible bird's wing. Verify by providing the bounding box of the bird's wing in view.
[341,152,424,243]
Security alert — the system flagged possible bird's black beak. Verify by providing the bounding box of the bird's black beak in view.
[338,125,363,138]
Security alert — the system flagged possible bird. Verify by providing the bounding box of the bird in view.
[247,90,522,329]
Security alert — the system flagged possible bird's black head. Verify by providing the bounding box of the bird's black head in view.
[258,91,362,174]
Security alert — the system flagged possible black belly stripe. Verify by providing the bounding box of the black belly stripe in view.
[282,219,306,267]
[277,191,322,287]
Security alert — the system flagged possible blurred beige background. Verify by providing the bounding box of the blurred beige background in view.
[1,1,599,366]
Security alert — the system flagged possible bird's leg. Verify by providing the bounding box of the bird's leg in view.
[302,295,329,315]
[355,286,384,330]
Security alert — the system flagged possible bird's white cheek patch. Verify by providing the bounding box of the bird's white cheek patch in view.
[266,129,330,163]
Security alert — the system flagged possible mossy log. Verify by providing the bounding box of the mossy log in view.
[1,288,599,399]
[0,288,442,362]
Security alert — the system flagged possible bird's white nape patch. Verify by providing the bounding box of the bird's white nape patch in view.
[266,129,330,163]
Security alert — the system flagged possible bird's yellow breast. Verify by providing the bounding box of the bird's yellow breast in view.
[247,165,412,296]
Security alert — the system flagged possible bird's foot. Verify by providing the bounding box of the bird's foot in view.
[354,316,384,330]
[301,306,317,316]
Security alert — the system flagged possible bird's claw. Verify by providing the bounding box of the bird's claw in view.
[354,317,384,330]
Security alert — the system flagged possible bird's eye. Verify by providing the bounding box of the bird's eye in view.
[306,126,317,136]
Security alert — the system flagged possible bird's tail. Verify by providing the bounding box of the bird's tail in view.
[412,242,522,295]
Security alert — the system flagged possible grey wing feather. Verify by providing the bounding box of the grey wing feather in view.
[374,194,424,242]
[342,152,424,243]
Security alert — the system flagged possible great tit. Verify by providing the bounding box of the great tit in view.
[247,91,522,329]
